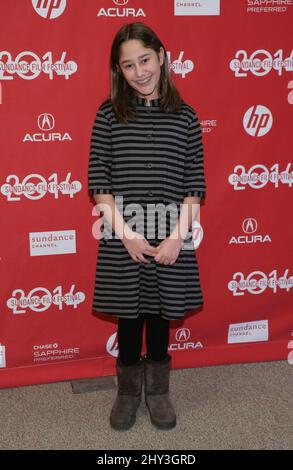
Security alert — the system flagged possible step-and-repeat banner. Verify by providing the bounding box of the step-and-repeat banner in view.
[1,1,292,388]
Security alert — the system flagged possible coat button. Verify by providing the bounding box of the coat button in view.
[147,134,152,139]
[148,191,153,196]
[147,163,152,168]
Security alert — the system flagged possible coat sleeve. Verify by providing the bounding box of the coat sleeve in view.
[184,109,206,199]
[88,107,112,195]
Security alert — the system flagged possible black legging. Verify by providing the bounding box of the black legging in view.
[117,312,170,365]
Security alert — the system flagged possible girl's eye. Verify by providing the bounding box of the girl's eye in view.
[125,58,149,69]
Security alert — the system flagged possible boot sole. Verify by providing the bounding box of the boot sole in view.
[150,417,177,430]
[110,418,136,431]
[146,403,177,430]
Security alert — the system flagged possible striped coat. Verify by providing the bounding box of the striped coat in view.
[88,95,206,320]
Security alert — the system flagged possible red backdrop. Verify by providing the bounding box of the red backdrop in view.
[0,0,292,388]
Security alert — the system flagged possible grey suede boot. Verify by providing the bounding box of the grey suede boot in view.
[110,357,144,431]
[143,353,177,430]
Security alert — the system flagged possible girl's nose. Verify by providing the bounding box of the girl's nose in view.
[135,65,145,77]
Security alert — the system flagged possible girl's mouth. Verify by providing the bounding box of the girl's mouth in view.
[136,76,152,86]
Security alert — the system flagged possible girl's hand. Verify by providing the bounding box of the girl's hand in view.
[122,231,160,264]
[154,237,183,265]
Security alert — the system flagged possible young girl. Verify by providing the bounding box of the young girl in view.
[88,22,206,431]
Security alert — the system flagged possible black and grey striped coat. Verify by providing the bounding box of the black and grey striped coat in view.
[88,95,206,320]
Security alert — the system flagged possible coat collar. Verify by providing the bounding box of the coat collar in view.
[133,95,161,107]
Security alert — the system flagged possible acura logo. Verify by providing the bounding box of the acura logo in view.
[37,113,55,131]
[169,328,203,351]
[242,218,257,234]
[113,0,128,5]
[175,328,190,342]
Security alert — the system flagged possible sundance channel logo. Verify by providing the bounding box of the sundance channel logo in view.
[175,0,220,16]
[29,230,76,256]
[228,320,269,344]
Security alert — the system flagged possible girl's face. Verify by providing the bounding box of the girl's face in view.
[118,39,164,102]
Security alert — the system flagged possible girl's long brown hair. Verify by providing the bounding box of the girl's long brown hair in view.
[103,22,182,123]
